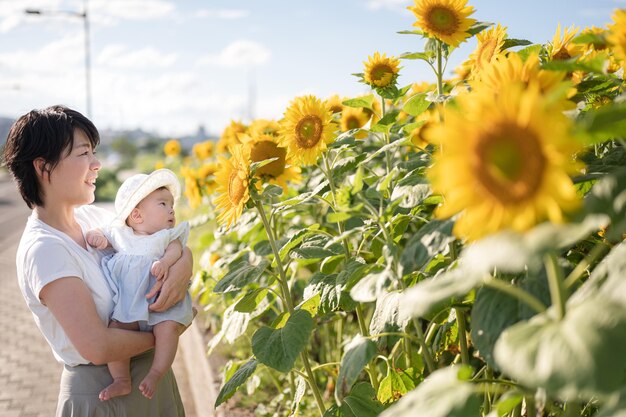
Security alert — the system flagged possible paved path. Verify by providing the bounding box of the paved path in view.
[0,175,208,417]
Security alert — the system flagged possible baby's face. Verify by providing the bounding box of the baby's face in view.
[136,187,176,234]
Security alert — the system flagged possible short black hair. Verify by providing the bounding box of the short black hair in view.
[2,105,100,208]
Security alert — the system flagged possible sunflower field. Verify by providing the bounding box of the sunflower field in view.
[167,1,626,416]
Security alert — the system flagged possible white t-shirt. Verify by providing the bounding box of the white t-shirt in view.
[16,205,115,366]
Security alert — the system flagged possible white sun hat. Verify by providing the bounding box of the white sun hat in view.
[113,168,181,225]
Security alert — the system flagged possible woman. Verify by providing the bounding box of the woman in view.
[3,105,191,416]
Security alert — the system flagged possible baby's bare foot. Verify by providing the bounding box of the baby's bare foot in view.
[139,369,162,399]
[99,377,131,401]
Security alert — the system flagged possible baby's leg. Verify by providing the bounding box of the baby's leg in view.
[139,320,184,399]
[99,321,139,401]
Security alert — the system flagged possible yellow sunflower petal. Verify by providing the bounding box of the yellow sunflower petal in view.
[407,0,477,47]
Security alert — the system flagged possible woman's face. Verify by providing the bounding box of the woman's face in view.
[46,129,101,207]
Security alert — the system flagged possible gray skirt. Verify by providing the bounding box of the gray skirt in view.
[56,350,185,417]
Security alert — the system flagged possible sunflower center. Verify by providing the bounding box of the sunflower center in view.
[346,116,362,130]
[228,169,248,205]
[553,46,571,60]
[251,141,286,178]
[295,115,323,149]
[372,64,393,82]
[474,123,546,203]
[427,7,460,35]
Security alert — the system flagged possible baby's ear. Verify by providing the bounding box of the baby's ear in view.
[129,207,143,224]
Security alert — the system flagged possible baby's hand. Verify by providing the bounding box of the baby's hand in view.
[86,230,108,249]
[151,260,168,280]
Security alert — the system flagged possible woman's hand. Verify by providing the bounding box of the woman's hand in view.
[147,246,193,312]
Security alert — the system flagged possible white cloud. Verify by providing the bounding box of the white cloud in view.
[366,0,410,12]
[198,40,271,68]
[97,45,177,69]
[195,8,250,19]
[90,0,175,20]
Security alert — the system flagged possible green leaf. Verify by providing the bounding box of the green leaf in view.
[402,92,430,117]
[494,296,626,399]
[399,51,435,61]
[467,21,493,35]
[572,32,607,48]
[391,181,431,209]
[400,220,454,274]
[501,38,532,50]
[397,29,425,36]
[297,293,321,317]
[213,259,270,293]
[584,168,626,241]
[288,376,307,417]
[279,228,317,262]
[335,336,378,402]
[250,157,278,174]
[214,359,257,407]
[234,288,269,313]
[343,95,375,111]
[371,110,399,133]
[342,382,385,417]
[261,184,283,199]
[494,392,523,417]
[578,101,626,144]
[401,267,482,318]
[379,366,481,417]
[370,291,411,336]
[290,234,344,260]
[542,55,607,74]
[275,180,328,211]
[471,286,521,369]
[252,310,314,373]
[350,265,394,303]
[378,368,412,404]
[516,44,543,61]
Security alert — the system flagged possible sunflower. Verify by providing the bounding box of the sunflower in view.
[408,109,439,149]
[192,140,214,160]
[549,24,583,60]
[164,139,181,157]
[472,52,574,103]
[325,94,346,114]
[217,120,247,154]
[340,107,370,139]
[241,133,301,190]
[607,9,626,65]
[363,52,401,88]
[407,0,476,47]
[214,145,252,227]
[467,24,508,76]
[426,82,583,240]
[278,95,337,166]
[248,119,281,138]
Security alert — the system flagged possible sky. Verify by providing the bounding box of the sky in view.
[0,0,623,138]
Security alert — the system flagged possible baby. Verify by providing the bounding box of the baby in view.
[86,169,193,401]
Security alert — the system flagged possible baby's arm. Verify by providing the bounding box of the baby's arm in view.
[151,239,183,280]
[85,229,111,250]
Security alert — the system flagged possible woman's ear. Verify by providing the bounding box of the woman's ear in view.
[33,158,47,179]
[129,207,143,224]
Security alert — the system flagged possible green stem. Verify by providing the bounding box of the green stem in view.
[545,252,567,320]
[455,307,470,366]
[483,277,547,314]
[255,200,326,415]
[564,241,609,289]
[322,154,350,258]
[356,304,380,392]
[413,318,437,374]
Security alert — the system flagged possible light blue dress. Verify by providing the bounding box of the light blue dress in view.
[101,222,193,328]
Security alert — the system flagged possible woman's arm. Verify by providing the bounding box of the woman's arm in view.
[147,246,193,312]
[40,276,155,365]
